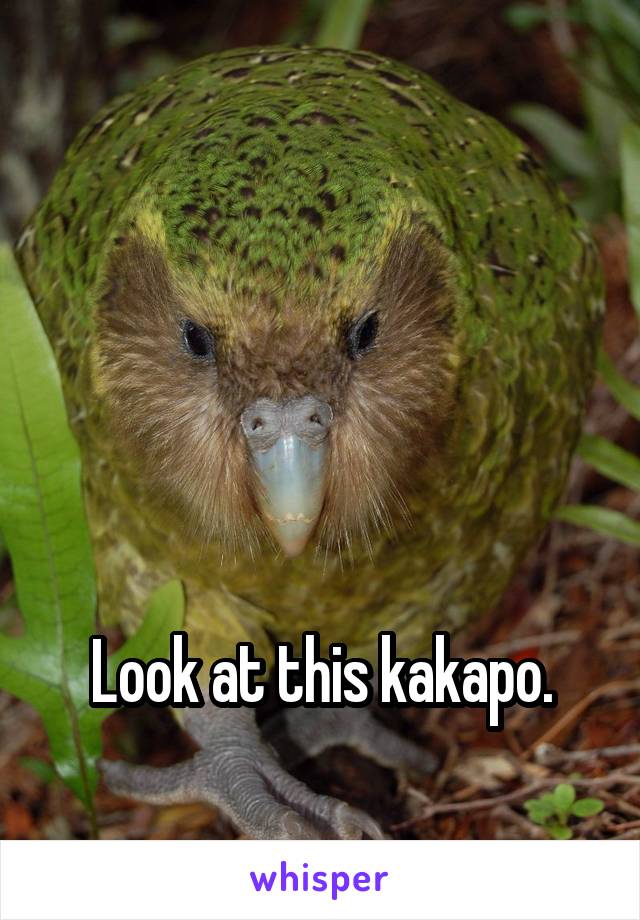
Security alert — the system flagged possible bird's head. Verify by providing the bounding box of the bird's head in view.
[91,187,460,560]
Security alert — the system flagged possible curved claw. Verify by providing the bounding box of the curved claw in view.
[332,802,386,840]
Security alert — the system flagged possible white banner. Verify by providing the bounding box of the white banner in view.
[1,839,638,920]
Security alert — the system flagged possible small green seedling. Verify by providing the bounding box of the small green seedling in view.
[524,783,604,839]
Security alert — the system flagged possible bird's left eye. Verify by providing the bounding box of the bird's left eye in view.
[182,320,215,360]
[346,310,379,359]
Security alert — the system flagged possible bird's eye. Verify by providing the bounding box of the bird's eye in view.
[346,310,379,359]
[182,320,215,360]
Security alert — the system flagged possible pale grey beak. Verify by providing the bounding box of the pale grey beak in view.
[241,396,332,557]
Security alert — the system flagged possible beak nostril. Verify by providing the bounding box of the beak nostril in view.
[241,396,332,451]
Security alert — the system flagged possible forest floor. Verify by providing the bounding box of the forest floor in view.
[0,0,638,841]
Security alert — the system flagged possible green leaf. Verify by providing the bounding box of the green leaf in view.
[99,579,184,710]
[19,755,57,784]
[555,504,640,546]
[571,797,605,818]
[78,581,185,752]
[553,782,576,813]
[279,0,324,44]
[314,0,373,50]
[524,794,556,823]
[622,120,640,319]
[525,805,551,825]
[597,348,640,422]
[504,3,552,31]
[0,244,185,830]
[504,2,584,31]
[548,823,573,840]
[0,242,98,810]
[572,0,640,128]
[587,0,640,53]
[577,433,640,491]
[571,182,619,222]
[581,48,627,180]
[509,104,599,179]
[106,14,162,49]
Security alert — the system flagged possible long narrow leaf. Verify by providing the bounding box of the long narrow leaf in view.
[588,0,640,53]
[622,120,640,319]
[0,243,97,807]
[597,348,640,421]
[0,244,184,825]
[581,47,628,177]
[314,0,373,50]
[503,4,555,31]
[505,3,583,31]
[555,504,640,546]
[509,104,599,179]
[578,433,640,491]
[101,579,184,703]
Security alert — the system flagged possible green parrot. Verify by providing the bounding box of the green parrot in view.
[16,46,603,839]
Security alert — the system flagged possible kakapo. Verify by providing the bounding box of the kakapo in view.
[16,46,603,839]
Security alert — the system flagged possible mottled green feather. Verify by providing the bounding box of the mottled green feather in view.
[16,46,603,665]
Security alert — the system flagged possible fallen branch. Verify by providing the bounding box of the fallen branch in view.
[534,742,640,767]
[394,765,640,829]
[469,621,640,660]
[523,678,640,756]
[472,629,579,658]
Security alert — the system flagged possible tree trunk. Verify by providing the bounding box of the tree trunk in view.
[0,0,108,241]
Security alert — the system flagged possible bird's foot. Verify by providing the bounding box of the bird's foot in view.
[264,705,437,774]
[100,702,383,840]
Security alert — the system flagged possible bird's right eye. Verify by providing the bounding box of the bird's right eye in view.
[182,320,215,360]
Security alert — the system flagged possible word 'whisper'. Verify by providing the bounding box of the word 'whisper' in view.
[89,630,556,729]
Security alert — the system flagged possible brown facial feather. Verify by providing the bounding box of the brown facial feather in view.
[93,237,262,555]
[91,224,458,557]
[321,229,457,554]
[216,304,350,415]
